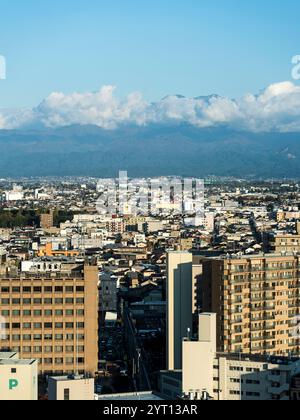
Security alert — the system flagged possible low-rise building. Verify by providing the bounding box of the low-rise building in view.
[181,313,300,400]
[0,353,38,400]
[48,375,95,401]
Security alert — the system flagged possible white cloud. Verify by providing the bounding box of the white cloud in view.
[1,81,300,132]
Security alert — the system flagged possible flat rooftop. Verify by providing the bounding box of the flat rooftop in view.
[205,252,300,261]
[217,352,300,366]
[0,352,18,360]
[0,359,37,366]
[97,392,164,401]
[49,375,92,382]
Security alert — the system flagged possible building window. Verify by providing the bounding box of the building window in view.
[64,388,70,401]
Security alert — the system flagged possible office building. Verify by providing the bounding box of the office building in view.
[273,234,300,254]
[0,262,98,376]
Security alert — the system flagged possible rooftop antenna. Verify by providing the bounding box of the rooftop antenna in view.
[187,327,191,340]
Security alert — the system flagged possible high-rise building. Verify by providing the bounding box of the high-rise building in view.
[167,252,193,370]
[200,254,300,356]
[0,262,98,377]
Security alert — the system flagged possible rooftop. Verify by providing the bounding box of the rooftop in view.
[217,352,300,366]
[0,352,18,360]
[96,392,164,401]
[0,359,37,366]
[49,375,93,382]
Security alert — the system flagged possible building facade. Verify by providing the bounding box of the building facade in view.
[167,252,193,370]
[182,314,300,401]
[0,263,98,376]
[40,211,54,230]
[48,375,95,401]
[0,353,38,400]
[200,254,300,356]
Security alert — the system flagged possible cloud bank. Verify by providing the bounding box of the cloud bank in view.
[1,81,300,132]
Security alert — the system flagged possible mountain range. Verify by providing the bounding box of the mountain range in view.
[0,123,299,178]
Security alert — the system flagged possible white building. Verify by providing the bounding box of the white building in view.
[5,185,24,201]
[48,376,95,401]
[181,314,300,401]
[0,353,38,401]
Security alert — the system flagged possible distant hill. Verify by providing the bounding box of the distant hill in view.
[0,124,300,178]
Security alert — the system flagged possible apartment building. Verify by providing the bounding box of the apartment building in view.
[40,211,54,230]
[200,254,300,356]
[0,262,98,377]
[272,234,300,254]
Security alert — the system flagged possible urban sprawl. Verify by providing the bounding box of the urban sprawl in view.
[0,176,300,401]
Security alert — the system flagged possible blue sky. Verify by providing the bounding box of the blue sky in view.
[0,0,299,108]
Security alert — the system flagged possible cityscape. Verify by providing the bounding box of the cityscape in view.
[1,0,300,407]
[0,176,300,401]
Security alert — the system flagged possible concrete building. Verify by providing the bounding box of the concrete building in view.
[48,375,95,400]
[200,254,300,356]
[99,273,118,313]
[273,234,300,254]
[183,313,216,398]
[159,370,182,400]
[167,252,193,370]
[0,263,98,376]
[0,353,38,400]
[181,314,300,401]
[5,185,24,202]
[37,242,79,258]
[178,238,193,252]
[290,373,300,400]
[40,211,54,230]
[96,391,164,401]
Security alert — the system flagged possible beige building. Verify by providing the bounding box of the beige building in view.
[200,254,300,356]
[167,252,193,370]
[182,314,300,401]
[178,238,193,252]
[0,353,38,400]
[40,211,54,230]
[183,313,217,398]
[0,263,98,376]
[48,375,95,400]
[272,234,300,254]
